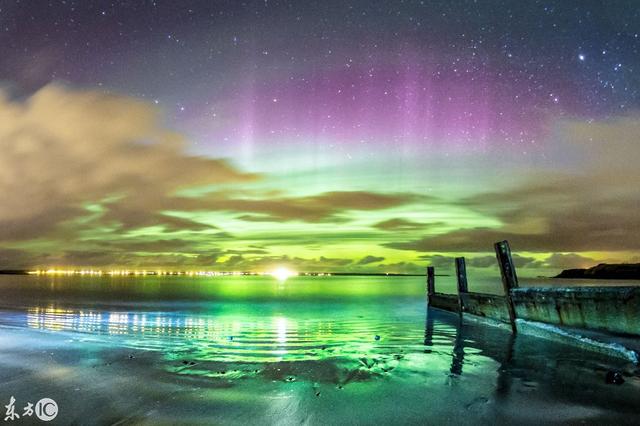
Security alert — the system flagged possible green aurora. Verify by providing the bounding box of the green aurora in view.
[2,2,640,276]
[1,85,639,277]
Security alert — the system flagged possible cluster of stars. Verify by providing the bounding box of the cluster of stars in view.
[0,1,637,154]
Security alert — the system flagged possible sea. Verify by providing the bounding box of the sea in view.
[0,274,639,424]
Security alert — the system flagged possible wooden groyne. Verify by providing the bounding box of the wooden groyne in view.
[426,240,640,361]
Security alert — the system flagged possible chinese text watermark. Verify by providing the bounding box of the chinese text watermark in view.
[4,397,58,422]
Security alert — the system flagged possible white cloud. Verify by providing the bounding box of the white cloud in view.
[0,84,256,240]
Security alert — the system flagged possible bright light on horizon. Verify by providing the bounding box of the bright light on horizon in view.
[269,267,297,281]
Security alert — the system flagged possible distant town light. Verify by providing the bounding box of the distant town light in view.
[269,267,297,281]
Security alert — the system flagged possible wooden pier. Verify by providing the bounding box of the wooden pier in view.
[426,240,640,361]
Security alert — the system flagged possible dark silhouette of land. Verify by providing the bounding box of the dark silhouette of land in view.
[555,263,640,280]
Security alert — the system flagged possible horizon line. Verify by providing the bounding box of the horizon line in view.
[0,268,441,277]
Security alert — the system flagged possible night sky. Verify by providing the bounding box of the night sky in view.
[1,1,639,274]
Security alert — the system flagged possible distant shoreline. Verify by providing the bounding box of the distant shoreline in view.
[0,269,450,277]
[555,263,640,280]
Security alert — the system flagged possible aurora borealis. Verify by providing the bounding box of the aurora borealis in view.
[1,1,640,275]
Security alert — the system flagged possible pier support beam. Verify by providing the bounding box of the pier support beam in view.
[426,266,435,306]
[455,257,468,315]
[494,240,519,334]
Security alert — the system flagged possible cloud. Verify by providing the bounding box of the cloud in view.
[222,191,421,223]
[466,256,497,268]
[4,86,637,271]
[418,254,456,269]
[236,214,282,222]
[373,218,430,231]
[357,255,385,265]
[376,261,423,274]
[415,252,593,272]
[100,239,197,253]
[386,115,640,254]
[0,85,419,267]
[224,248,269,255]
[417,253,543,270]
[511,255,545,269]
[0,248,34,269]
[387,196,640,253]
[204,254,354,272]
[0,84,256,241]
[540,253,596,270]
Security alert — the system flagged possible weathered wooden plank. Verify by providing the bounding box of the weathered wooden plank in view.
[428,292,459,313]
[455,257,468,316]
[495,240,519,289]
[426,266,435,299]
[425,241,640,341]
[512,287,640,336]
[460,292,511,323]
[455,257,468,293]
[495,240,519,334]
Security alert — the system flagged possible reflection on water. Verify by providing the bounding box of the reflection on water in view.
[2,275,437,368]
[1,274,640,424]
[22,303,432,364]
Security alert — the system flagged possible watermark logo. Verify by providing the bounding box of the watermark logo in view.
[4,397,58,422]
[3,397,19,422]
[35,399,58,422]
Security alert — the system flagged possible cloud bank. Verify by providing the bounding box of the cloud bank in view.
[0,84,256,241]
[387,115,640,254]
[0,85,423,270]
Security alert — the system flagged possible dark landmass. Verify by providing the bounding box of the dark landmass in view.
[555,263,640,280]
[0,270,30,275]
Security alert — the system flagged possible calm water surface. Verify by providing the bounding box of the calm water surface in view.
[0,275,639,425]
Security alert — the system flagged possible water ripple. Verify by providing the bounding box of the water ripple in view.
[13,305,460,369]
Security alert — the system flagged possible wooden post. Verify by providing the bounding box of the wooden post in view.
[494,240,518,334]
[455,257,468,315]
[426,266,435,305]
[450,323,465,376]
[424,307,434,348]
[455,257,468,293]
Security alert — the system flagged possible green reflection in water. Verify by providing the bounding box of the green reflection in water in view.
[1,275,640,424]
[2,275,467,382]
[1,274,429,301]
